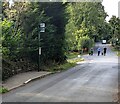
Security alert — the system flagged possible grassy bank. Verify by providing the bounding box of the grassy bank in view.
[67,57,84,63]
[66,52,79,59]
[49,51,84,72]
[50,62,76,72]
[111,46,120,56]
[117,51,120,56]
[49,57,84,72]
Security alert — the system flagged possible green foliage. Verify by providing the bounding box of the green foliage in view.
[67,58,84,63]
[117,51,120,56]
[50,62,76,72]
[1,19,21,60]
[0,87,8,93]
[43,2,66,63]
[109,16,120,46]
[2,1,114,81]
[111,46,120,56]
[66,52,79,59]
[77,36,94,51]
[2,2,67,80]
[65,2,107,51]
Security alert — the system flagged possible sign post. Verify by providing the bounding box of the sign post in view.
[38,23,45,71]
[39,47,41,55]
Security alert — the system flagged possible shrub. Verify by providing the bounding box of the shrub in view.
[77,36,94,52]
[0,87,8,93]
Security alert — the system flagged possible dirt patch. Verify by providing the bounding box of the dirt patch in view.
[2,59,38,81]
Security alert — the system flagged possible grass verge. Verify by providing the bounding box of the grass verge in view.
[111,46,120,56]
[50,57,84,72]
[117,51,120,56]
[66,52,79,59]
[0,87,8,94]
[67,58,84,63]
[50,62,76,72]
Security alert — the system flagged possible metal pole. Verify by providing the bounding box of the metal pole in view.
[38,31,40,72]
[38,23,45,72]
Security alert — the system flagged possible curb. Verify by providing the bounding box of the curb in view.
[3,65,77,93]
[4,72,54,92]
[23,72,54,84]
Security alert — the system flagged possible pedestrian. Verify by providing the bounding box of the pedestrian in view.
[101,52,103,55]
[97,47,101,56]
[101,49,104,55]
[90,48,93,55]
[103,47,107,56]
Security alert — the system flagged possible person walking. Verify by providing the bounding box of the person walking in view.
[90,48,93,55]
[103,47,107,56]
[97,47,101,56]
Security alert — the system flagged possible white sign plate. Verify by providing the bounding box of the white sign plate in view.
[39,47,41,55]
[40,28,45,32]
[40,23,45,28]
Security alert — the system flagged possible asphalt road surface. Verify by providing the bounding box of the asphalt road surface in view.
[2,43,118,102]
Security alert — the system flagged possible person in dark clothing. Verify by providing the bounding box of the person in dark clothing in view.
[103,47,107,56]
[90,48,93,55]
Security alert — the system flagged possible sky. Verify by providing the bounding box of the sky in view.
[102,0,120,21]
[8,0,14,8]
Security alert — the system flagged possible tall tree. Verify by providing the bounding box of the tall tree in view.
[2,2,67,64]
[65,2,107,51]
[109,16,120,45]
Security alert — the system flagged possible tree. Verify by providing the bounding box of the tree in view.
[1,18,22,59]
[2,2,67,80]
[2,2,67,69]
[65,2,107,51]
[109,16,120,46]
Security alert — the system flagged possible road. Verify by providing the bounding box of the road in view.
[2,43,118,102]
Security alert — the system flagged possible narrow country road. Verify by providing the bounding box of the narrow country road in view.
[2,43,118,102]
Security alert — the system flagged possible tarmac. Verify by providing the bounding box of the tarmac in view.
[2,71,52,91]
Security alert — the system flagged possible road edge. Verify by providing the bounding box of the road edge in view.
[5,72,55,92]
